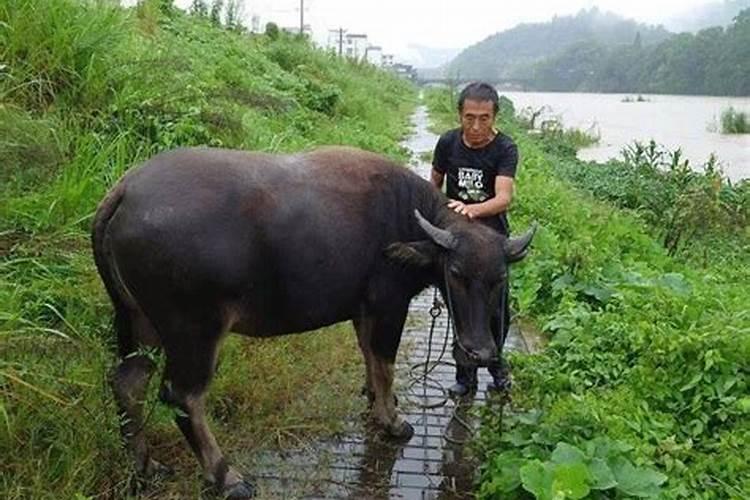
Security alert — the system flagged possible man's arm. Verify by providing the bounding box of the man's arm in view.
[449,176,514,219]
[430,168,445,190]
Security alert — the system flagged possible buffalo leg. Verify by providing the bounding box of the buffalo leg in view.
[112,353,160,474]
[159,319,254,499]
[356,306,413,440]
[353,314,375,405]
[370,353,413,439]
[111,309,164,476]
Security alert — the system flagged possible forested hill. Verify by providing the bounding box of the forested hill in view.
[530,8,750,95]
[445,8,671,81]
[445,5,750,96]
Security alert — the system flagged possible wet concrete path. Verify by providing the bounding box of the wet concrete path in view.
[242,104,532,499]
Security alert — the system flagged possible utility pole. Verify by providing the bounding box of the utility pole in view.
[338,27,344,57]
[300,0,304,35]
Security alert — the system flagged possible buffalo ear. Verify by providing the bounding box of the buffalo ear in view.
[385,241,438,268]
[504,224,538,263]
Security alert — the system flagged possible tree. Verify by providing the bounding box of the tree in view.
[225,0,245,30]
[209,0,223,26]
[265,22,280,40]
[190,0,208,17]
[633,31,642,49]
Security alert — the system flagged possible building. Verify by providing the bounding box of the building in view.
[327,29,346,55]
[344,33,368,60]
[381,54,395,68]
[365,46,383,66]
[251,14,262,33]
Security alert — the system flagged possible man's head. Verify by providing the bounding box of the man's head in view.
[457,82,499,148]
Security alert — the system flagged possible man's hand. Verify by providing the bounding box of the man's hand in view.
[448,200,483,219]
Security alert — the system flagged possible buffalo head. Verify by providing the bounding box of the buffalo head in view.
[386,209,536,366]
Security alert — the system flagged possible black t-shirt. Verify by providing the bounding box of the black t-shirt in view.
[432,128,518,234]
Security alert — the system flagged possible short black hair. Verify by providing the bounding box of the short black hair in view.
[457,82,499,115]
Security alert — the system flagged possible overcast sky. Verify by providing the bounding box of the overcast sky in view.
[169,0,713,59]
[256,0,708,48]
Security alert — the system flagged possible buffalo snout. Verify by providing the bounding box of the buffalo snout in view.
[455,337,497,367]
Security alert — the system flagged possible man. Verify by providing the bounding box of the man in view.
[431,82,518,396]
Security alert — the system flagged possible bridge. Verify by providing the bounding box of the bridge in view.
[415,77,533,91]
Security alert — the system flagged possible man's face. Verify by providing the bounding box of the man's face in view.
[460,99,496,147]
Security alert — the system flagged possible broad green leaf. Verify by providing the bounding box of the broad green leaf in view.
[611,457,667,497]
[589,458,617,490]
[551,272,575,291]
[503,428,534,446]
[551,462,591,499]
[586,436,633,460]
[521,460,554,500]
[551,442,586,465]
[582,283,615,303]
[489,456,525,493]
[516,409,544,425]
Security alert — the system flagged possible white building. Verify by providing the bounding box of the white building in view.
[344,33,368,60]
[365,45,383,66]
[327,29,346,55]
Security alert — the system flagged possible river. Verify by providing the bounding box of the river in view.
[499,91,750,182]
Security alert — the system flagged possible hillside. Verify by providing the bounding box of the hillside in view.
[0,0,415,497]
[532,8,750,95]
[445,8,671,81]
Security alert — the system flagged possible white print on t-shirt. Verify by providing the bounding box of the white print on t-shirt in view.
[458,168,483,189]
[457,167,488,202]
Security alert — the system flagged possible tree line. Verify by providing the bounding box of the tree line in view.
[529,9,750,95]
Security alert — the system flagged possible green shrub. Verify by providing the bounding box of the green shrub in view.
[720,106,749,134]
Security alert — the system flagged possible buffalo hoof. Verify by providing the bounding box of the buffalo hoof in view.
[361,386,375,406]
[222,479,255,499]
[385,419,414,441]
[141,457,173,479]
[361,386,399,408]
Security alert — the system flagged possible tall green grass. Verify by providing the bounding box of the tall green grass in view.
[1,1,416,498]
[0,0,127,111]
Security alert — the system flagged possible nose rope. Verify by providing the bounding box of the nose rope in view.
[405,260,509,446]
[442,260,477,362]
[443,259,506,363]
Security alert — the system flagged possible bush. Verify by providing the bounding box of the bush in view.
[720,106,750,134]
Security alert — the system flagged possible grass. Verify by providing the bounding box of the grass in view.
[0,1,416,498]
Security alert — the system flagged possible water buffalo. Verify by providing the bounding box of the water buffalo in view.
[92,146,535,498]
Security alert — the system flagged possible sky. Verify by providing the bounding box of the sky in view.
[168,0,714,61]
